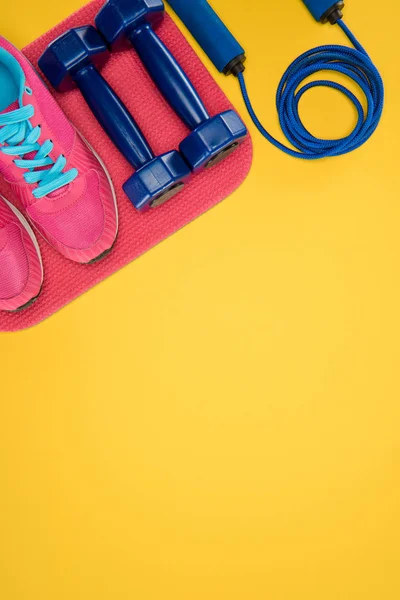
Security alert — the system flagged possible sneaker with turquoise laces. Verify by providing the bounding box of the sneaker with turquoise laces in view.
[0,37,118,264]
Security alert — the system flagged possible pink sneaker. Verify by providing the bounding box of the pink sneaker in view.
[0,38,118,264]
[0,195,43,312]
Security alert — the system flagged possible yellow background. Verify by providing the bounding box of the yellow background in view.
[1,0,399,598]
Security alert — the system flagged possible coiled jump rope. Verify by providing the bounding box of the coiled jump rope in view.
[166,0,384,159]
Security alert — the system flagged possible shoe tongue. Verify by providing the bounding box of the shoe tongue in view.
[0,99,36,160]
[0,97,41,181]
[0,101,20,181]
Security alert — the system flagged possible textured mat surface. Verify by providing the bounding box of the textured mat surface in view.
[0,0,252,332]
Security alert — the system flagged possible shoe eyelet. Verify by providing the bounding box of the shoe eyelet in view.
[25,86,33,96]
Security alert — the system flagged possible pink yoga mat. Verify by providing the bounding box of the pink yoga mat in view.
[0,0,253,332]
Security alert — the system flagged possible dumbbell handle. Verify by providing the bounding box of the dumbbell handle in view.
[73,64,154,169]
[127,25,209,131]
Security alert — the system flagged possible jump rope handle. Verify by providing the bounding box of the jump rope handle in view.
[302,0,344,23]
[165,0,246,75]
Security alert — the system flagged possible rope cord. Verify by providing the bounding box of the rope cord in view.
[237,20,384,159]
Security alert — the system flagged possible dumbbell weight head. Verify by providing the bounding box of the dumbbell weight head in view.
[96,0,164,51]
[180,110,247,173]
[124,150,190,212]
[38,26,109,93]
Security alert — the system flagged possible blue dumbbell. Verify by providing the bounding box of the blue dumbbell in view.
[95,0,248,173]
[38,25,191,211]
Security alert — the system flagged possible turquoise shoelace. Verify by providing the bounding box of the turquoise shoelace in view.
[0,96,78,199]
